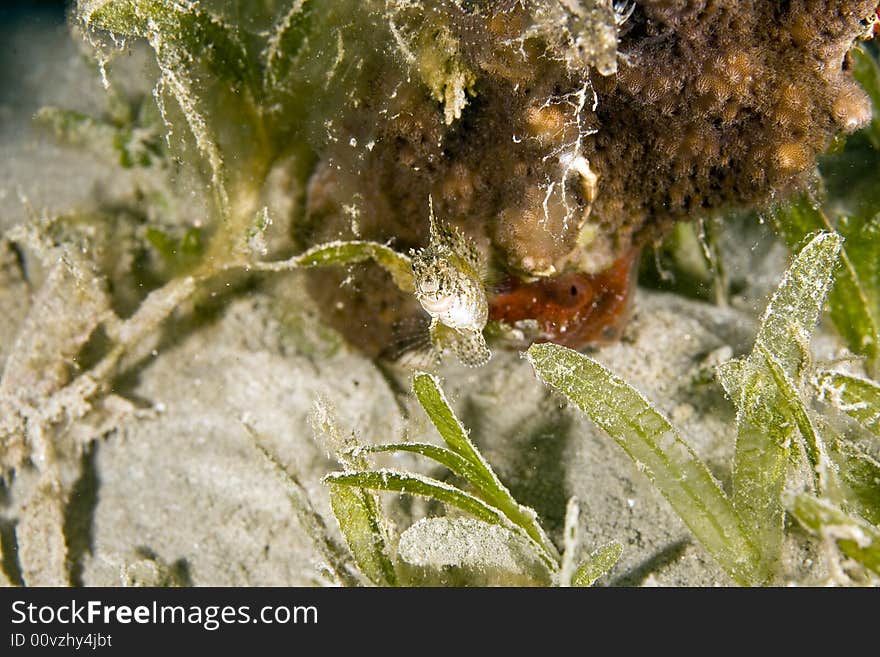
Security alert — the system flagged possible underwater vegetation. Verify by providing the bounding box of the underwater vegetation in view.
[0,0,879,586]
[255,371,623,586]
[62,0,879,365]
[264,232,880,586]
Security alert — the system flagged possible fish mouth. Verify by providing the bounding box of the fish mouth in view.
[419,294,454,314]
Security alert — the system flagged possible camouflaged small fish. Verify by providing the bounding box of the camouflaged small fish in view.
[410,201,491,367]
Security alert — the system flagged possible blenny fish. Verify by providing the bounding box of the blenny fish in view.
[410,203,491,367]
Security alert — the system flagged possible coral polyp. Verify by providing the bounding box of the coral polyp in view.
[595,0,875,243]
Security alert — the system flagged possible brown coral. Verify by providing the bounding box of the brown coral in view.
[591,0,875,248]
[298,0,876,356]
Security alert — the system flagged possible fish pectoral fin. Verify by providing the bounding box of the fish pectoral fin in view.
[382,314,441,369]
[452,330,491,368]
[428,320,491,367]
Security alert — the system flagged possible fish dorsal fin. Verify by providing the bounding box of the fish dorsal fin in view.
[427,195,454,250]
[426,196,483,276]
